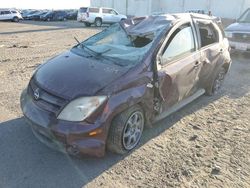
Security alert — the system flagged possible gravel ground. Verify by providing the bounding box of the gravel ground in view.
[0,21,249,188]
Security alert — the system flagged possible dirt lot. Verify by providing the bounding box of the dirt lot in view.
[0,21,249,188]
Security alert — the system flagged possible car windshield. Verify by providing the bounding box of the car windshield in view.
[238,9,250,23]
[77,23,156,66]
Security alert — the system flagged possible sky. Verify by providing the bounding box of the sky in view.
[0,0,90,9]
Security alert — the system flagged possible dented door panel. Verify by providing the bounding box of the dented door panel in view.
[158,51,202,111]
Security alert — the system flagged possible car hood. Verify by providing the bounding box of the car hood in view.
[226,22,250,32]
[34,50,127,100]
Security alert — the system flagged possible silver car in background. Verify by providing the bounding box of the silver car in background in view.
[0,9,23,22]
[225,8,250,52]
[77,7,127,27]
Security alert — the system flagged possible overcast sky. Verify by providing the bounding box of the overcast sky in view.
[1,0,90,9]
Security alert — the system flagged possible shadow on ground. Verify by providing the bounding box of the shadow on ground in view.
[0,54,249,188]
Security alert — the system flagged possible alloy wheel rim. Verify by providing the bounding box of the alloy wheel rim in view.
[122,111,144,150]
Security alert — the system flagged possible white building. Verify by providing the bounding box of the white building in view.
[91,0,250,19]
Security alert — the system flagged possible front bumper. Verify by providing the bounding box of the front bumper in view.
[229,41,250,52]
[20,89,106,157]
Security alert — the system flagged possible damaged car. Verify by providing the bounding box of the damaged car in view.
[20,13,231,157]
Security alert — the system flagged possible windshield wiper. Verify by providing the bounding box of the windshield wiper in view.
[74,37,111,56]
[73,37,125,66]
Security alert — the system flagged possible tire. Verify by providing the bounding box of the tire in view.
[107,105,144,154]
[13,17,19,22]
[85,22,91,27]
[94,18,102,27]
[206,67,227,96]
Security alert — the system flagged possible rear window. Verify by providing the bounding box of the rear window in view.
[89,8,99,13]
[79,7,87,13]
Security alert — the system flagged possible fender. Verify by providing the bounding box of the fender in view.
[100,84,154,135]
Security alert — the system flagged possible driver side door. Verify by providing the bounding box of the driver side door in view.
[157,23,203,112]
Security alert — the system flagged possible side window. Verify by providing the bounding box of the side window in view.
[110,10,118,15]
[89,8,99,13]
[102,9,112,14]
[162,26,195,63]
[11,11,17,14]
[197,22,219,47]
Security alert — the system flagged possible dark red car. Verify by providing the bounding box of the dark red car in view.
[20,13,231,157]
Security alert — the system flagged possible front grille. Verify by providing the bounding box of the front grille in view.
[231,33,250,42]
[28,79,67,114]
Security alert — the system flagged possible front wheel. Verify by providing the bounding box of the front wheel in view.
[206,67,226,96]
[107,105,144,154]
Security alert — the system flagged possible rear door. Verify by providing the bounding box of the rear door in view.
[2,11,12,20]
[193,19,224,87]
[157,22,202,110]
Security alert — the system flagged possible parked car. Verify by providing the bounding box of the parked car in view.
[225,8,250,52]
[0,9,23,22]
[40,10,68,21]
[26,11,47,21]
[22,10,40,20]
[66,10,78,20]
[21,13,231,157]
[77,7,127,26]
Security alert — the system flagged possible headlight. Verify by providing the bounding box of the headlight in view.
[57,96,107,122]
[225,31,233,38]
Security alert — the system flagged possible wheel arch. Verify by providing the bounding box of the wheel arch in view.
[95,17,102,22]
[101,85,154,138]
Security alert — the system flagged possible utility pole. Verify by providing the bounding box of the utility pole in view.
[181,0,185,12]
[126,0,128,15]
[239,0,246,17]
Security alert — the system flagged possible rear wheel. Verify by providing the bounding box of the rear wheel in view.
[107,105,144,154]
[206,67,226,96]
[13,17,19,22]
[94,18,102,27]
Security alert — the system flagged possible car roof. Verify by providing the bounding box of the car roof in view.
[122,13,220,36]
